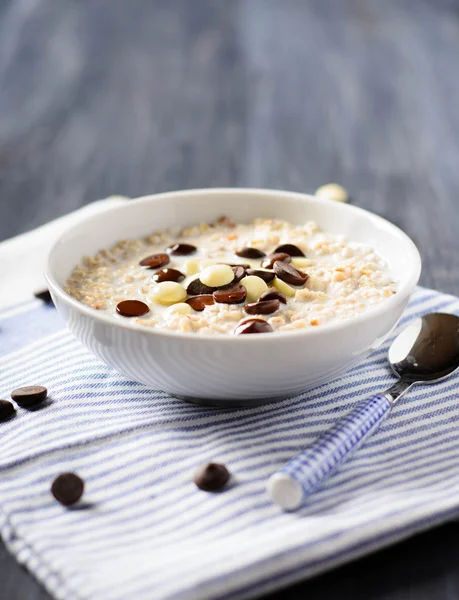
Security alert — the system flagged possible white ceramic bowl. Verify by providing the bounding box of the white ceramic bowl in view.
[46,188,421,407]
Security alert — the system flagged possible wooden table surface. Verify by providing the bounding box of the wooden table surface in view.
[2,0,459,598]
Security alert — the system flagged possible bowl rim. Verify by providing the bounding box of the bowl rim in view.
[45,187,422,343]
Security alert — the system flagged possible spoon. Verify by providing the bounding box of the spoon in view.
[268,312,459,511]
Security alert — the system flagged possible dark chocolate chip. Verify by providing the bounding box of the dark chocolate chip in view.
[51,473,85,507]
[234,318,274,335]
[116,300,150,317]
[260,290,287,304]
[273,243,306,257]
[245,268,275,284]
[244,299,280,315]
[235,247,266,259]
[139,253,170,269]
[193,462,230,492]
[186,295,215,311]
[261,253,292,269]
[231,266,246,284]
[34,289,54,304]
[0,400,16,422]
[167,243,197,256]
[186,278,216,296]
[213,285,247,304]
[11,386,47,407]
[152,268,185,283]
[273,262,309,286]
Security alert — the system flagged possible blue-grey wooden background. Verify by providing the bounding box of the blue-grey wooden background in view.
[1,0,459,599]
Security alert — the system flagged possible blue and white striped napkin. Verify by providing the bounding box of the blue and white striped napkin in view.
[2,206,459,600]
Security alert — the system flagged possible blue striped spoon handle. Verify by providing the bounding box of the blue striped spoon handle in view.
[268,394,392,511]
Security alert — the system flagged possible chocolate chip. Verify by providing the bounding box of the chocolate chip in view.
[261,253,292,269]
[193,462,230,492]
[139,253,170,269]
[225,263,250,270]
[260,290,287,304]
[273,243,306,257]
[34,289,54,304]
[0,400,15,422]
[186,295,215,311]
[231,266,246,284]
[213,285,247,304]
[11,386,47,407]
[244,299,280,315]
[235,247,266,259]
[186,279,216,296]
[152,268,185,283]
[234,318,274,334]
[245,268,275,284]
[273,262,309,286]
[51,473,85,506]
[116,300,150,317]
[167,243,197,256]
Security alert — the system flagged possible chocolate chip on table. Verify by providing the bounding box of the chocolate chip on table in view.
[234,318,274,335]
[186,295,215,311]
[139,253,170,269]
[273,262,309,286]
[34,289,54,304]
[186,278,216,296]
[260,290,287,304]
[213,285,247,304]
[11,386,48,407]
[167,243,197,256]
[273,243,305,257]
[261,253,291,269]
[152,268,185,283]
[193,462,231,492]
[245,268,275,284]
[244,299,280,315]
[0,400,16,422]
[235,247,266,259]
[116,300,150,317]
[51,473,85,507]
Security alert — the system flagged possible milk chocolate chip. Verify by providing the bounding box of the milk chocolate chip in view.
[273,262,309,286]
[261,253,291,269]
[139,253,170,269]
[235,247,266,259]
[167,243,197,256]
[273,243,305,257]
[234,318,273,334]
[152,268,185,283]
[213,285,247,304]
[244,299,280,315]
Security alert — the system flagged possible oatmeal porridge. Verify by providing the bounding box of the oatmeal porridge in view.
[65,217,397,335]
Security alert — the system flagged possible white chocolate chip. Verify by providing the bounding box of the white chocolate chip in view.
[165,302,193,316]
[200,264,234,287]
[273,277,296,297]
[149,281,187,305]
[240,275,269,302]
[315,183,349,203]
[291,257,314,268]
[184,259,200,276]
